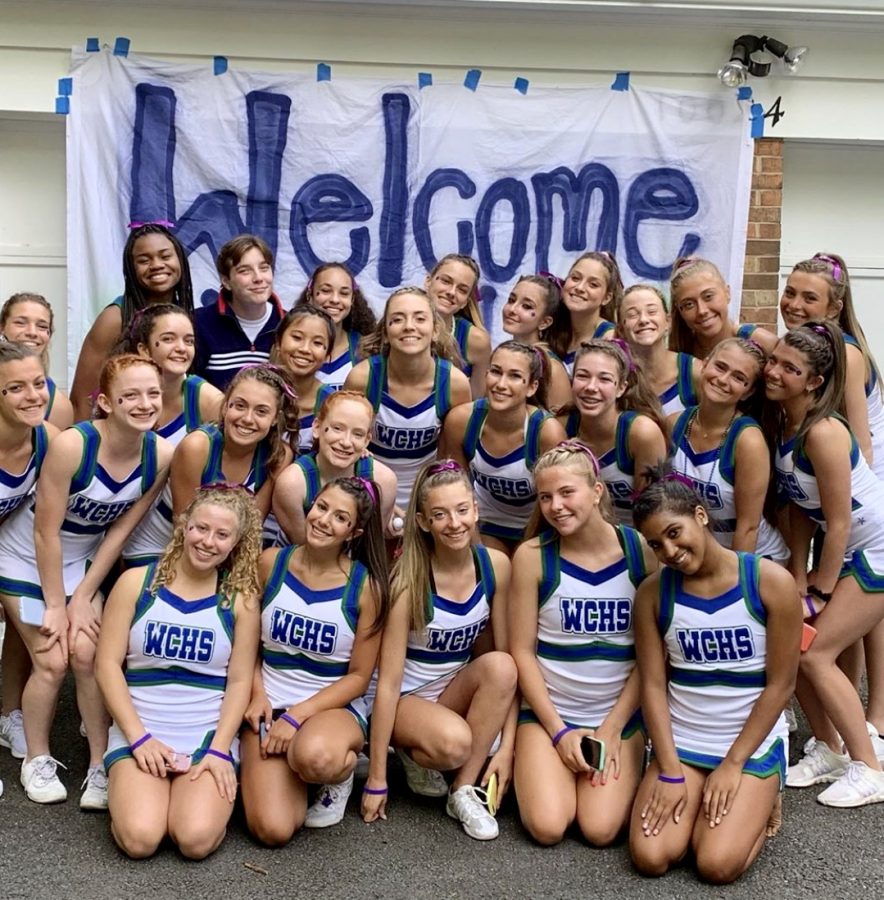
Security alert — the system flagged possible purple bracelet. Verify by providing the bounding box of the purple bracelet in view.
[206,748,234,764]
[362,786,388,795]
[551,726,574,748]
[280,713,301,731]
[129,732,152,752]
[658,773,686,784]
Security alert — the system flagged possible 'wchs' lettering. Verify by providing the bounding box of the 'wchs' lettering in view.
[374,425,439,453]
[676,625,755,663]
[682,478,723,509]
[143,621,215,663]
[270,609,337,654]
[68,495,136,526]
[425,617,488,653]
[560,598,631,634]
[472,470,534,500]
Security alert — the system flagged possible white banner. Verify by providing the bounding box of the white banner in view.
[66,50,753,375]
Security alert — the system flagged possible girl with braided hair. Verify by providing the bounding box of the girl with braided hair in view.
[170,363,299,525]
[97,484,262,859]
[766,320,884,806]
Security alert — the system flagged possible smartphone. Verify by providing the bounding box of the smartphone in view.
[801,622,817,652]
[19,596,46,627]
[486,772,499,816]
[167,752,192,773]
[581,735,606,771]
[259,718,267,742]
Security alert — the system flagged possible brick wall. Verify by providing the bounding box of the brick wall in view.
[740,137,784,332]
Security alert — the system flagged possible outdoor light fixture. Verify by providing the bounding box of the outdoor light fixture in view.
[717,35,809,86]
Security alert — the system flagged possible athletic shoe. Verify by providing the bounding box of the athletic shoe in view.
[395,749,448,797]
[817,761,884,808]
[0,776,4,798]
[866,722,884,763]
[787,741,849,787]
[304,773,354,828]
[79,765,108,811]
[446,785,499,840]
[0,710,27,759]
[784,706,798,734]
[20,755,67,803]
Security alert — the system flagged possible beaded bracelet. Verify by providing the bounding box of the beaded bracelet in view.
[658,773,686,784]
[280,713,301,731]
[363,786,388,795]
[551,726,574,748]
[130,732,152,752]
[206,748,234,764]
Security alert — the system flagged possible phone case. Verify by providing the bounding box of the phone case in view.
[800,622,817,652]
[486,772,499,816]
[19,596,46,627]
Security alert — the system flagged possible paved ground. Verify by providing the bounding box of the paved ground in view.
[1,677,882,900]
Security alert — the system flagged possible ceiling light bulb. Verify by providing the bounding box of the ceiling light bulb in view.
[718,61,748,87]
[784,46,809,74]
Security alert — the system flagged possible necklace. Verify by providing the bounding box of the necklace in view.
[686,407,736,452]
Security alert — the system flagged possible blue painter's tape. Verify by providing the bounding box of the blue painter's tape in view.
[464,69,481,91]
[514,76,529,95]
[611,72,630,91]
[317,62,331,82]
[55,96,70,115]
[86,37,99,53]
[58,78,73,96]
[737,85,752,100]
[213,56,228,75]
[418,72,432,89]
[750,102,765,138]
[113,37,130,57]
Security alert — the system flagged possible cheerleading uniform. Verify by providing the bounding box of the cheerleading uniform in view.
[260,548,371,733]
[365,355,453,509]
[671,409,788,562]
[657,552,787,782]
[104,564,238,769]
[316,331,360,391]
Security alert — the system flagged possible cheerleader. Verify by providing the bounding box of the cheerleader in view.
[545,252,619,375]
[669,338,787,562]
[241,477,389,843]
[560,340,668,525]
[0,354,173,806]
[171,364,298,522]
[71,224,193,418]
[766,321,884,807]
[0,292,73,429]
[295,262,376,391]
[424,253,491,397]
[628,472,800,883]
[120,304,223,565]
[510,442,656,846]
[0,344,57,764]
[669,257,777,360]
[344,288,471,512]
[442,340,566,553]
[501,275,572,413]
[361,460,516,840]
[617,284,700,416]
[96,484,262,858]
[272,391,398,544]
[270,305,336,454]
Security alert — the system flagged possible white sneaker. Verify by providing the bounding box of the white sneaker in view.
[446,784,499,840]
[784,706,798,734]
[395,749,448,797]
[866,722,884,763]
[817,761,884,808]
[304,773,354,828]
[20,755,67,803]
[787,741,849,788]
[79,765,108,811]
[0,710,27,759]
[0,776,4,798]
